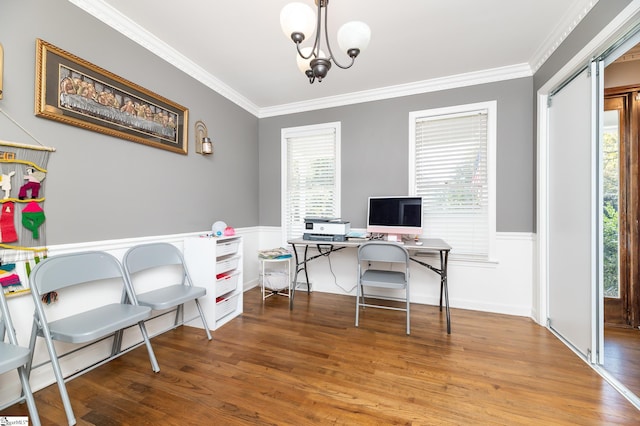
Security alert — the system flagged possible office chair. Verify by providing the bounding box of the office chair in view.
[123,242,212,341]
[27,251,159,426]
[356,241,411,335]
[0,289,41,426]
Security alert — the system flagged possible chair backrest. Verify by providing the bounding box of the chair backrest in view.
[358,241,409,264]
[123,242,186,275]
[29,251,133,300]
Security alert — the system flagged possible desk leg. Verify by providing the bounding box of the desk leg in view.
[290,244,299,310]
[289,244,311,310]
[440,250,451,334]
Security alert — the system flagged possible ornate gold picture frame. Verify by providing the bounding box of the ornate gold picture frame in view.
[34,39,188,154]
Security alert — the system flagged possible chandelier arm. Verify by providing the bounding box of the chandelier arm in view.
[295,42,315,60]
[313,0,324,58]
[295,0,323,61]
[321,2,356,70]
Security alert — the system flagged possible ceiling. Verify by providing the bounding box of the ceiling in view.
[70,0,597,117]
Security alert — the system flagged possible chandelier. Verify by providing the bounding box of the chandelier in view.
[280,1,371,84]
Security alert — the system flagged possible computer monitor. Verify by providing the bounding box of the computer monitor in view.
[366,196,423,241]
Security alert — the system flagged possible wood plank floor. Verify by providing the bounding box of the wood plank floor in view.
[604,326,640,398]
[4,288,640,425]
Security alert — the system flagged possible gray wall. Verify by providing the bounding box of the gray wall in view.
[0,0,259,244]
[3,0,627,244]
[259,78,534,232]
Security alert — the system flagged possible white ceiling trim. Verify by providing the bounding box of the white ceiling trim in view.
[67,0,260,116]
[68,0,595,119]
[258,64,532,118]
[529,0,599,73]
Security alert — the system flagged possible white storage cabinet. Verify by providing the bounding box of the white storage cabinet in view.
[183,236,243,330]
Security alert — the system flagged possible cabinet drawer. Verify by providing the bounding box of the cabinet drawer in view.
[215,271,239,298]
[217,240,240,257]
[216,293,240,320]
[216,255,240,275]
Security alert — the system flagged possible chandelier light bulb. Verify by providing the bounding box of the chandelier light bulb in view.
[337,21,371,55]
[280,2,316,42]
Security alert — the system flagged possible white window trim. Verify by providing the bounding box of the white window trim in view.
[408,101,497,262]
[281,122,342,246]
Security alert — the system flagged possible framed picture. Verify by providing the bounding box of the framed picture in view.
[35,39,188,154]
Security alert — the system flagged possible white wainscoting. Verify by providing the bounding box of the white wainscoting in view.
[0,227,534,408]
[0,229,263,407]
[259,228,535,318]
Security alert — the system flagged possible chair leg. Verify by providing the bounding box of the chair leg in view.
[406,296,411,335]
[40,326,77,425]
[355,282,361,327]
[194,299,212,340]
[18,365,41,426]
[111,329,124,358]
[27,318,76,425]
[174,304,183,326]
[25,319,38,381]
[137,321,160,373]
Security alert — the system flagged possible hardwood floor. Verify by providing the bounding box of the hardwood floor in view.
[4,288,639,425]
[604,325,640,398]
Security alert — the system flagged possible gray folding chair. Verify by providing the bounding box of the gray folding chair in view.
[356,241,411,335]
[27,251,159,426]
[123,243,212,341]
[0,289,41,426]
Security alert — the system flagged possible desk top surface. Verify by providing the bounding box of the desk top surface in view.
[287,237,451,252]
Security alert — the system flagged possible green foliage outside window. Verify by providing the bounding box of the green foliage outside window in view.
[603,201,619,297]
[602,130,619,298]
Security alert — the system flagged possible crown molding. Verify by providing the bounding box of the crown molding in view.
[258,64,532,118]
[67,0,261,117]
[69,0,587,119]
[529,0,599,73]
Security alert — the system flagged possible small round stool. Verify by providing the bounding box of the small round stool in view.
[259,256,292,300]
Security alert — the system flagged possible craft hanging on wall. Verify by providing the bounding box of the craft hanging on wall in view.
[0,104,56,297]
[0,139,55,297]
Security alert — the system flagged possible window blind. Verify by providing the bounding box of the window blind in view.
[414,110,489,258]
[284,129,338,242]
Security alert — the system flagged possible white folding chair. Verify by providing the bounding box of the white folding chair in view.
[123,242,212,341]
[0,289,41,426]
[27,251,159,426]
[356,241,411,335]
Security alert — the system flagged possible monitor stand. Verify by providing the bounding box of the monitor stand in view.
[385,234,402,242]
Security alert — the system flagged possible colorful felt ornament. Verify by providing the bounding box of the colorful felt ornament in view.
[18,167,46,200]
[0,202,17,243]
[22,201,45,239]
[0,263,16,272]
[0,273,21,287]
[0,171,15,199]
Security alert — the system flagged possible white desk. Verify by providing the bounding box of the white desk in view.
[287,238,453,334]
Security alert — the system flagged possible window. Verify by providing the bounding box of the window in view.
[409,101,496,260]
[281,122,341,243]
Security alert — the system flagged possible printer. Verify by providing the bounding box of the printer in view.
[303,217,351,242]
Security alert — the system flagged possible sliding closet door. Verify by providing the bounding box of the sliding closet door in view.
[547,64,597,360]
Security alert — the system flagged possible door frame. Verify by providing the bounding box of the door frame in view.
[602,91,637,327]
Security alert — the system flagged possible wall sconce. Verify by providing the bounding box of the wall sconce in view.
[0,43,4,100]
[194,120,213,155]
